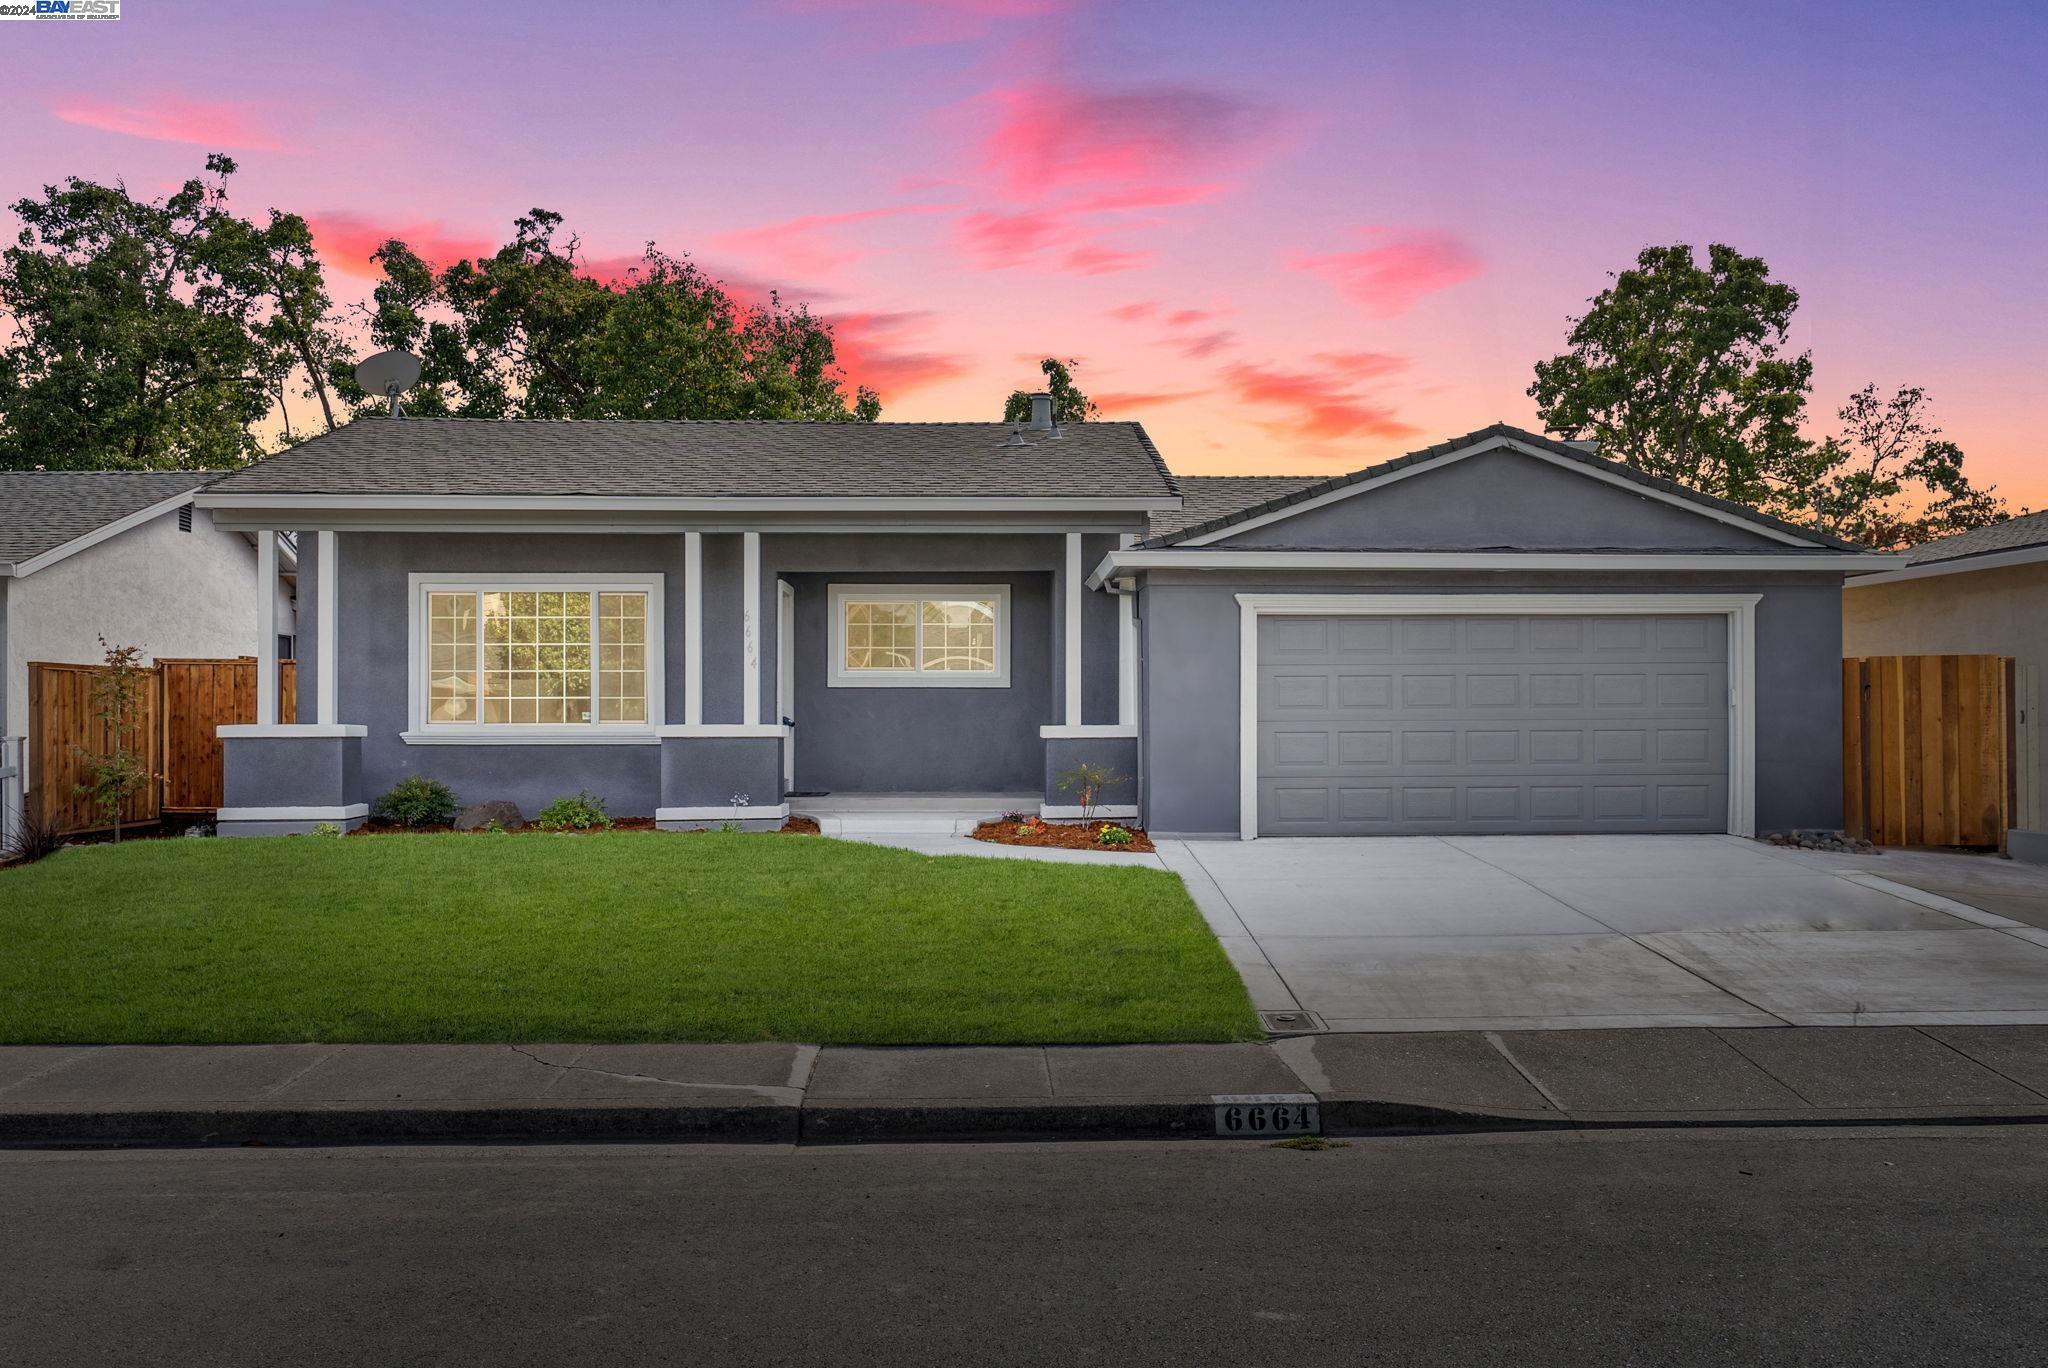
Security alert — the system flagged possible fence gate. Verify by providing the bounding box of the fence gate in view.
[1843,655,2011,848]
[26,656,296,836]
[27,661,162,836]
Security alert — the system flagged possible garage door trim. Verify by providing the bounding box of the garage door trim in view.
[1235,593,1761,841]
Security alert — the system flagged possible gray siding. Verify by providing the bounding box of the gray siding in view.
[1139,571,1848,838]
[1211,450,1788,551]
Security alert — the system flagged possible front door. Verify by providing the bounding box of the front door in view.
[777,579,796,789]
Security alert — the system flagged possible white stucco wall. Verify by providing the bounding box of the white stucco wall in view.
[2,507,293,745]
[1844,560,2048,830]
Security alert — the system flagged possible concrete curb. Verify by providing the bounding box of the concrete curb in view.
[9,1027,2048,1147]
[8,1096,2048,1149]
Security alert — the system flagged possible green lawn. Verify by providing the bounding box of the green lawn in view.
[0,833,1260,1045]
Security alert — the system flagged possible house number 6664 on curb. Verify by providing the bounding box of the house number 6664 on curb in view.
[1213,1093,1320,1137]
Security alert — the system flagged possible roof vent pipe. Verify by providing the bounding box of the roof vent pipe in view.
[1027,391,1054,431]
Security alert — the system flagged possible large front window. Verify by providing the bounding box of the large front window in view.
[829,584,1010,688]
[414,578,660,732]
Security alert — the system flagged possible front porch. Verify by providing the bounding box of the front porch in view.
[211,528,1142,834]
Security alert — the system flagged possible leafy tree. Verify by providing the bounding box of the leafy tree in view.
[331,209,878,421]
[73,639,152,843]
[1780,385,2011,548]
[1528,243,1812,506]
[0,155,344,470]
[1003,357,1099,425]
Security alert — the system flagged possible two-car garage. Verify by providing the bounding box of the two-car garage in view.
[1243,597,1750,838]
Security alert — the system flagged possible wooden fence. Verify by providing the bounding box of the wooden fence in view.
[1843,654,2011,848]
[26,656,296,836]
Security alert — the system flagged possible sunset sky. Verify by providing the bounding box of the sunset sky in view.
[4,0,2044,501]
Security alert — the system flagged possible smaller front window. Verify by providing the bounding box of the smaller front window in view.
[830,585,1010,688]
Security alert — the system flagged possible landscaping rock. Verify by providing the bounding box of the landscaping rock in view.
[1763,829,1878,854]
[454,801,525,832]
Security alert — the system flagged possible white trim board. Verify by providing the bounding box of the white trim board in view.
[1040,804,1139,820]
[197,493,1177,514]
[1039,724,1137,739]
[656,804,792,822]
[218,803,370,822]
[1233,592,1761,842]
[1847,543,2048,586]
[219,724,368,739]
[404,572,667,741]
[1086,549,1896,588]
[656,724,791,739]
[1170,434,1827,550]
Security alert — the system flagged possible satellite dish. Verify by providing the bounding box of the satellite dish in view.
[354,349,423,416]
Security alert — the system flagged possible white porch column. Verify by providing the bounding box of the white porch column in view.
[1064,532,1083,726]
[255,530,278,726]
[742,531,762,726]
[315,530,338,726]
[683,531,704,725]
[1118,592,1138,728]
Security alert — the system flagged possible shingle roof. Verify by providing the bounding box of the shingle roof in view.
[0,471,205,568]
[1902,508,2048,566]
[202,419,1180,502]
[1149,475,1324,539]
[1135,423,1864,551]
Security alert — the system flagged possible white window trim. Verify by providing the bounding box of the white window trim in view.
[1233,592,1761,842]
[406,572,665,744]
[827,583,1012,689]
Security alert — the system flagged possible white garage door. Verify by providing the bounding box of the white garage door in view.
[1257,613,1730,835]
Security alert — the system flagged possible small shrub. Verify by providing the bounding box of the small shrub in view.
[307,822,342,838]
[535,791,613,832]
[1097,823,1134,847]
[372,775,459,828]
[1056,760,1127,821]
[2,807,65,866]
[999,809,1032,825]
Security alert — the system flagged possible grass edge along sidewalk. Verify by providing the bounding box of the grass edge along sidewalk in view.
[0,832,1260,1046]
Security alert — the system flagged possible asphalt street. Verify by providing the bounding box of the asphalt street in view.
[5,1127,2044,1367]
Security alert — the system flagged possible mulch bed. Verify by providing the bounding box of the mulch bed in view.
[350,815,819,836]
[971,818,1154,854]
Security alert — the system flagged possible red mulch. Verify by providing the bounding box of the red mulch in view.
[971,818,1153,853]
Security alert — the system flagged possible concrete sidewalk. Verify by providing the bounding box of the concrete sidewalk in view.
[6,1025,2048,1146]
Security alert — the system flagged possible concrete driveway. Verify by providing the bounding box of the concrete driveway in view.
[1158,836,2048,1032]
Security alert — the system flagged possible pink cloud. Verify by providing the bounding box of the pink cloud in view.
[1108,301,1159,323]
[52,93,293,152]
[980,81,1277,198]
[828,310,967,398]
[1175,330,1235,359]
[1222,357,1418,444]
[1063,244,1152,275]
[1093,389,1204,412]
[306,214,494,277]
[1290,229,1483,318]
[709,205,955,280]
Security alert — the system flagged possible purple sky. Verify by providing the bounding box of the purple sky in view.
[5,0,2044,499]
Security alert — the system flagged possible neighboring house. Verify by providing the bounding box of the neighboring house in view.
[192,412,1889,838]
[0,472,296,831]
[1843,510,2048,863]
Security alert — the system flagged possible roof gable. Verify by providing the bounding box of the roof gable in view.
[0,472,204,572]
[1142,424,1857,553]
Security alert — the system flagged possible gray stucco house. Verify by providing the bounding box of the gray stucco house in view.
[194,412,1889,838]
